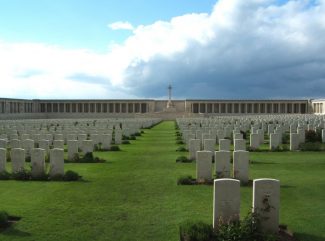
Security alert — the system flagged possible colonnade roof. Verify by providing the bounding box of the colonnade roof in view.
[0,97,315,102]
[186,99,309,102]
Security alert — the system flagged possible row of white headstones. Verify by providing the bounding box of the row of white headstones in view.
[175,116,293,234]
[0,118,162,177]
[0,147,64,178]
[195,150,249,183]
[213,178,279,234]
[193,149,279,234]
[178,114,325,151]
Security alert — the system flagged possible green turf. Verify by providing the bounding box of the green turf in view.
[0,121,325,241]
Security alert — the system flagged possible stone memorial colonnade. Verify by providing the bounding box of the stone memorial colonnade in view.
[0,98,322,119]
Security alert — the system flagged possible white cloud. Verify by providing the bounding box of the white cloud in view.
[0,41,135,99]
[108,0,325,98]
[2,0,325,99]
[108,21,134,31]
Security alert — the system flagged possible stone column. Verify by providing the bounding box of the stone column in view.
[213,179,240,229]
[253,178,280,234]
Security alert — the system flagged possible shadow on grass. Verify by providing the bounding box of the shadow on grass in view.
[295,232,325,241]
[1,227,31,237]
[281,184,296,189]
[250,160,278,165]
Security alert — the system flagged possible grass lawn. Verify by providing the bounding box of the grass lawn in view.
[0,121,325,241]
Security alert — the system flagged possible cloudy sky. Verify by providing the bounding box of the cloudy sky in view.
[0,0,324,100]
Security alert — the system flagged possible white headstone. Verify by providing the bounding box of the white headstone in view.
[250,134,260,149]
[10,139,21,149]
[253,178,280,234]
[0,139,7,149]
[196,151,213,181]
[39,139,50,153]
[203,139,215,154]
[269,133,280,150]
[49,148,64,177]
[114,130,122,145]
[11,148,25,173]
[31,148,46,178]
[213,178,240,229]
[22,139,34,157]
[219,139,230,151]
[53,140,64,149]
[290,133,299,151]
[101,134,112,150]
[67,140,79,161]
[82,140,94,154]
[78,134,87,145]
[233,150,249,184]
[215,151,231,178]
[0,148,6,173]
[54,134,64,140]
[189,139,201,160]
[297,128,305,144]
[234,139,246,151]
[233,133,243,140]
